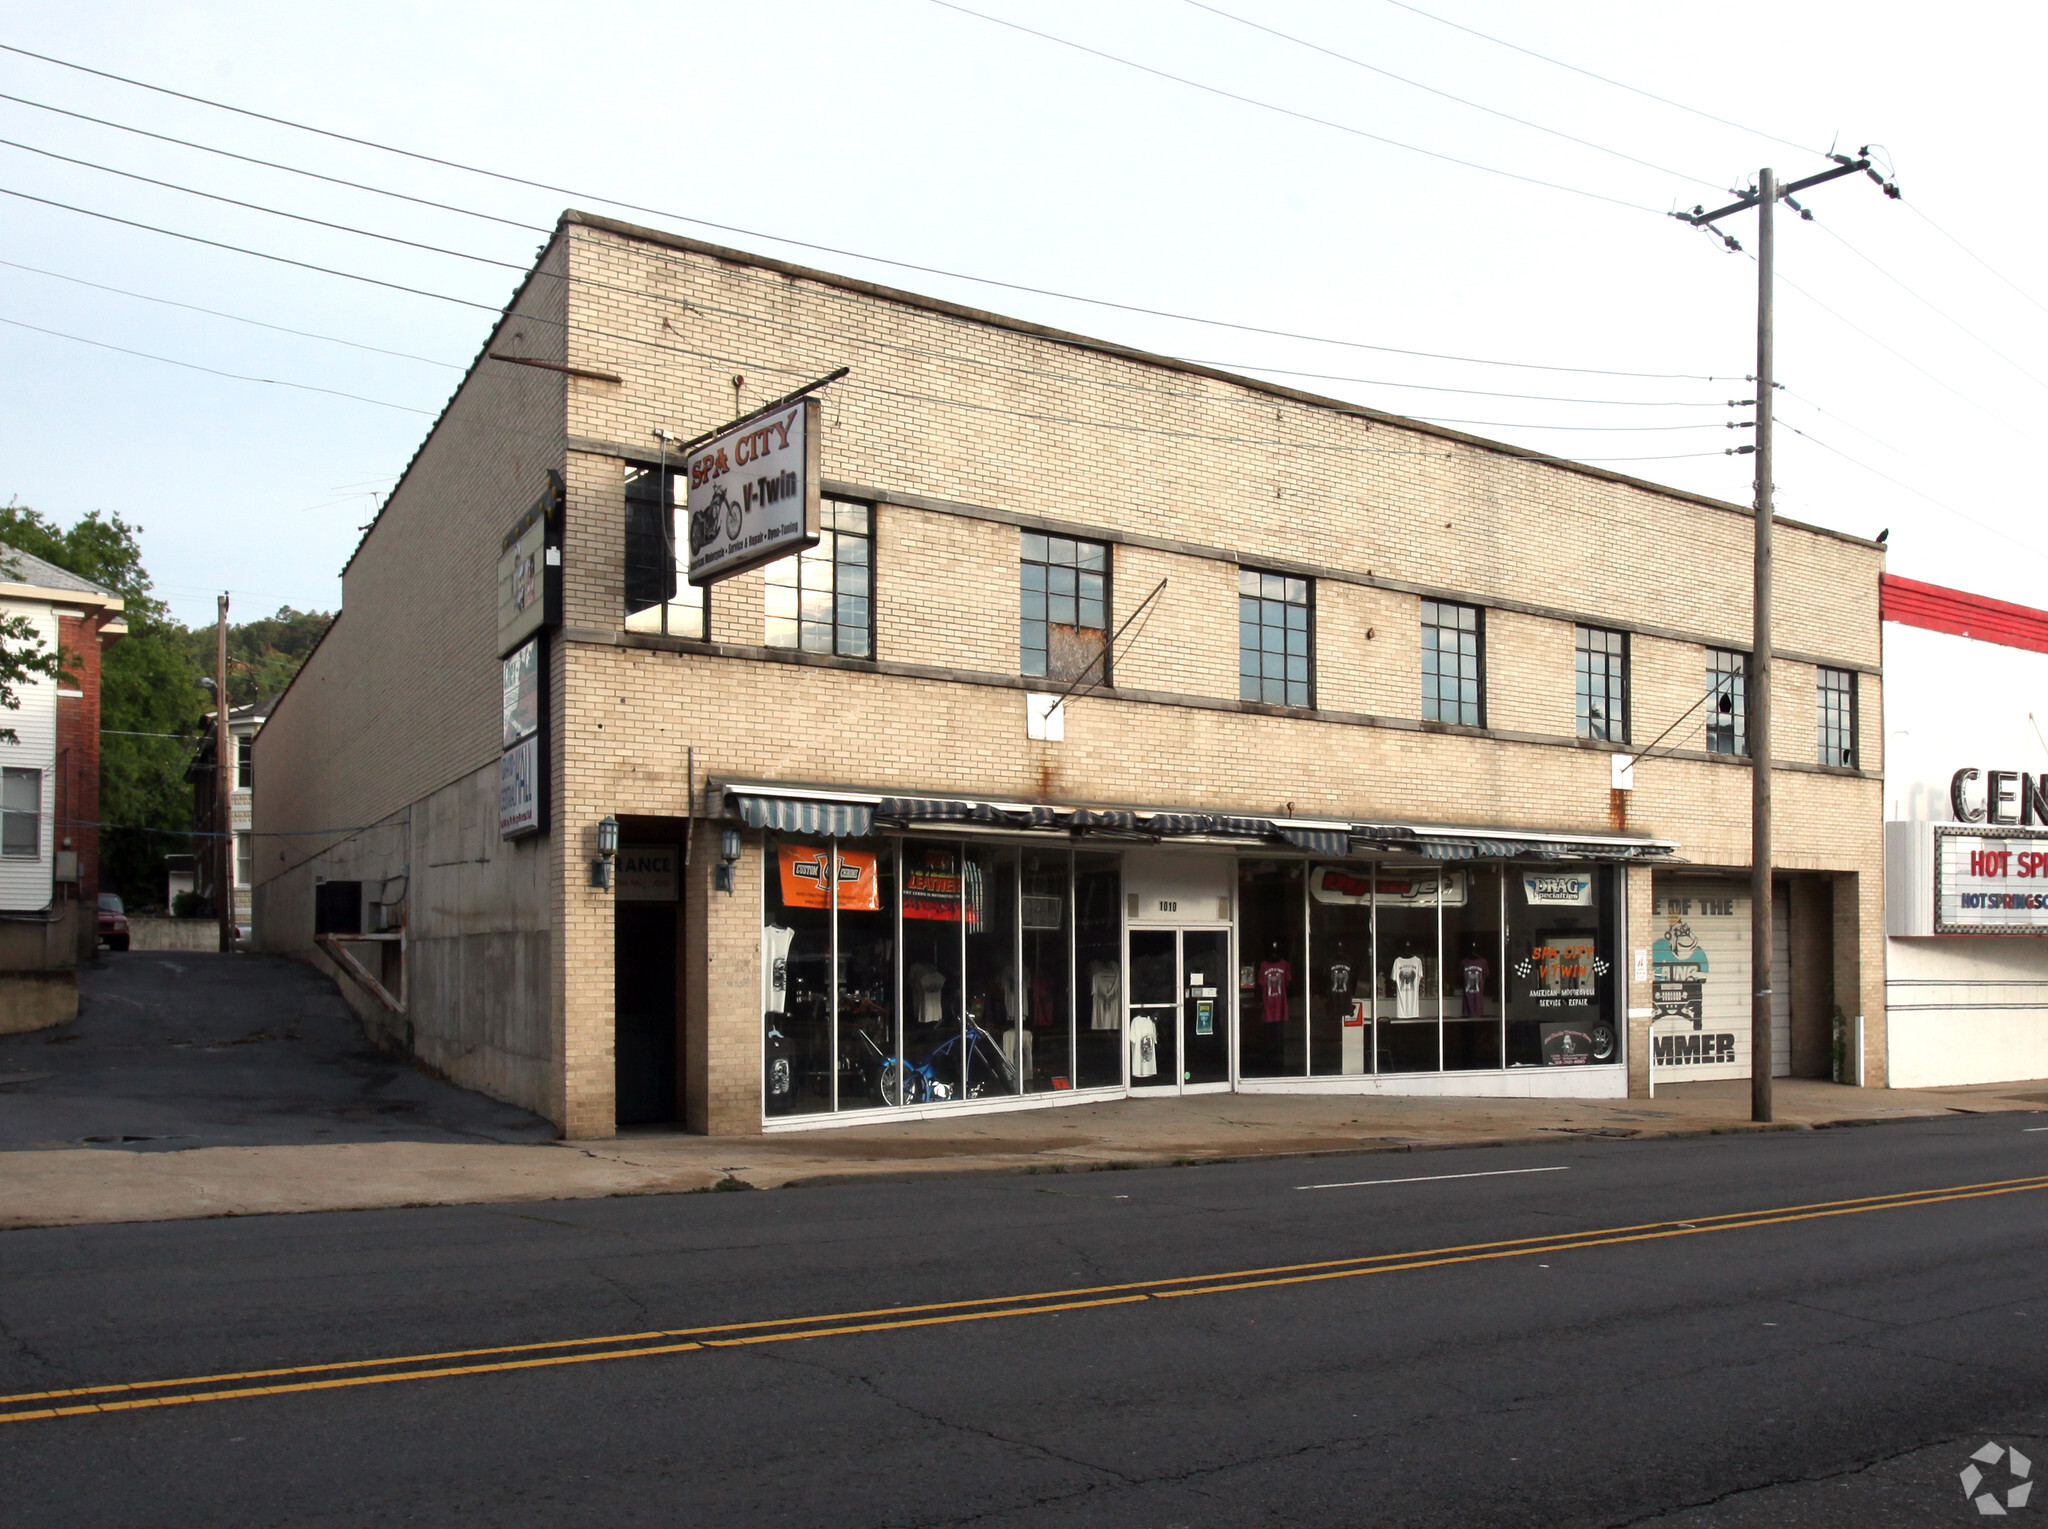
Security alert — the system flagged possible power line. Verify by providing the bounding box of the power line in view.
[1380,0,1820,159]
[924,0,1666,214]
[0,39,1720,377]
[1805,218,2048,394]
[1906,202,2048,319]
[1176,359,1730,407]
[0,313,436,412]
[0,134,527,272]
[0,257,463,368]
[0,89,550,235]
[0,183,501,311]
[1180,0,1725,192]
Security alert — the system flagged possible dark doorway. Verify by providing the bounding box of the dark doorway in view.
[614,835,685,1127]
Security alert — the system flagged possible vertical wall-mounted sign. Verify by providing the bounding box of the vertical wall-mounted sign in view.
[496,473,560,840]
[685,396,821,586]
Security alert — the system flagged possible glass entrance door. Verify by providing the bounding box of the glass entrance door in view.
[1127,927,1232,1093]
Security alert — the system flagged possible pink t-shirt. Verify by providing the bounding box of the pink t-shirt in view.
[1258,960,1292,1025]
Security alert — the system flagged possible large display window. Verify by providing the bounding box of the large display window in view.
[1244,858,1618,1078]
[764,837,1123,1117]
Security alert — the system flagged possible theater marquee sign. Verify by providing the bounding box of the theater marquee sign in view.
[1933,824,2048,934]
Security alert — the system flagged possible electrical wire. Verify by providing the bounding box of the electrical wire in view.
[0,313,435,412]
[1906,202,2048,319]
[1180,0,1725,192]
[0,38,1720,378]
[0,88,552,235]
[1175,359,1731,407]
[1380,0,1822,159]
[1805,218,2048,394]
[0,257,463,368]
[1776,387,1901,457]
[924,0,1666,215]
[0,134,526,272]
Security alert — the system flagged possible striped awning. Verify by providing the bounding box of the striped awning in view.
[1277,827,1350,856]
[730,794,874,837]
[1403,834,1664,862]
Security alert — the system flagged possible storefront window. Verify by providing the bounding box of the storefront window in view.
[1308,863,1373,1076]
[1441,866,1504,1070]
[1506,865,1617,1067]
[1374,866,1441,1074]
[1021,849,1073,1091]
[763,836,835,1117]
[1074,852,1123,1088]
[834,838,895,1111]
[1238,859,1305,1077]
[964,844,1020,1099]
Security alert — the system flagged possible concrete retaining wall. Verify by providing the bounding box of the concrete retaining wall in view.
[128,917,228,953]
[0,969,77,1033]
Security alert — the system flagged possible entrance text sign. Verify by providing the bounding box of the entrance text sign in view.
[617,844,679,901]
[685,396,821,586]
[1934,826,2048,933]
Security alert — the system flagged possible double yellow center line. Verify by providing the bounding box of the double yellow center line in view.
[6,1170,2045,1425]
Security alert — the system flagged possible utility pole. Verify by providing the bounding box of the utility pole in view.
[216,593,234,956]
[1677,152,1896,1121]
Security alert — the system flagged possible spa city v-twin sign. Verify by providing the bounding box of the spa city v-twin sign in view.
[685,396,822,586]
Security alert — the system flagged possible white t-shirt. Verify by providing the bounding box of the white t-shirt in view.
[1129,1014,1159,1078]
[1089,961,1120,1030]
[764,925,795,1012]
[1391,955,1424,1019]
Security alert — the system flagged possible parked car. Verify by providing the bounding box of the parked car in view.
[97,892,130,951]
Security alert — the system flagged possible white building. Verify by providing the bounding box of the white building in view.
[1883,574,2048,1086]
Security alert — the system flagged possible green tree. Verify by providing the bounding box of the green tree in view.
[0,505,204,905]
[0,605,62,746]
[180,604,332,707]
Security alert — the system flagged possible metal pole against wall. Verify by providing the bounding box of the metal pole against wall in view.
[1750,168,1777,1124]
[215,593,234,956]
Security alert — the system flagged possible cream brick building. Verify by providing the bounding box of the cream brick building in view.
[254,212,1886,1139]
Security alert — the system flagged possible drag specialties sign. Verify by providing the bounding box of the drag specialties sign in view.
[1522,871,1595,907]
[685,396,821,586]
[1648,885,1750,1077]
[498,734,541,839]
[1933,827,2048,934]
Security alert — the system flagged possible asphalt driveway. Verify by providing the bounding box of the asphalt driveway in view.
[0,953,553,1151]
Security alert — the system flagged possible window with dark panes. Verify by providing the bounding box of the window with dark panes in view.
[1,767,39,858]
[236,736,253,790]
[764,500,872,657]
[1817,667,1857,767]
[1021,533,1108,684]
[623,462,707,640]
[1705,648,1748,756]
[1575,626,1628,742]
[1421,600,1483,726]
[1239,570,1312,707]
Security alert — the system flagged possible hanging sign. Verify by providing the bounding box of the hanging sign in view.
[1522,871,1595,906]
[777,843,879,912]
[904,846,963,922]
[498,734,541,839]
[1310,866,1467,907]
[496,472,562,656]
[685,396,821,586]
[501,637,540,748]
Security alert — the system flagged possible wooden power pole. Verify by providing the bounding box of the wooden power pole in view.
[216,593,234,955]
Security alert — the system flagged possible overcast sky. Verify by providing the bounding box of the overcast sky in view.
[2,1,2041,626]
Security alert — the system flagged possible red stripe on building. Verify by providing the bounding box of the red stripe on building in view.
[1881,573,2048,656]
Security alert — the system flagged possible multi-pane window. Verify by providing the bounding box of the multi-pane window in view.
[1421,600,1483,726]
[1575,626,1628,742]
[235,832,254,888]
[1239,570,1312,707]
[1,767,40,858]
[1705,649,1748,756]
[1817,667,1857,767]
[623,462,707,640]
[764,500,872,657]
[236,736,253,790]
[1021,533,1108,683]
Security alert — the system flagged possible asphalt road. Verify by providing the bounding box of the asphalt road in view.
[0,953,552,1151]
[3,1115,2046,1527]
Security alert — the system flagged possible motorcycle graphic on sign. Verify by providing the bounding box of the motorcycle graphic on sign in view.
[1651,917,1708,1028]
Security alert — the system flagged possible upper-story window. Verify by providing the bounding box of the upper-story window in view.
[236,736,253,791]
[1705,648,1748,756]
[623,462,708,640]
[1,767,39,858]
[1421,599,1483,726]
[235,832,254,888]
[1817,666,1857,767]
[1239,570,1312,707]
[765,500,872,657]
[1021,533,1108,683]
[1574,626,1628,743]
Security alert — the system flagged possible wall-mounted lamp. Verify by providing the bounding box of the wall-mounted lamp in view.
[716,825,742,894]
[592,814,620,891]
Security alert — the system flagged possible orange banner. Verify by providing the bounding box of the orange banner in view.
[778,844,878,912]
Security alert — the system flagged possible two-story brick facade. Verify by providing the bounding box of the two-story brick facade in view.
[254,212,1886,1138]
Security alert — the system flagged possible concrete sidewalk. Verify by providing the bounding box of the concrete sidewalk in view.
[4,1077,2042,1231]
